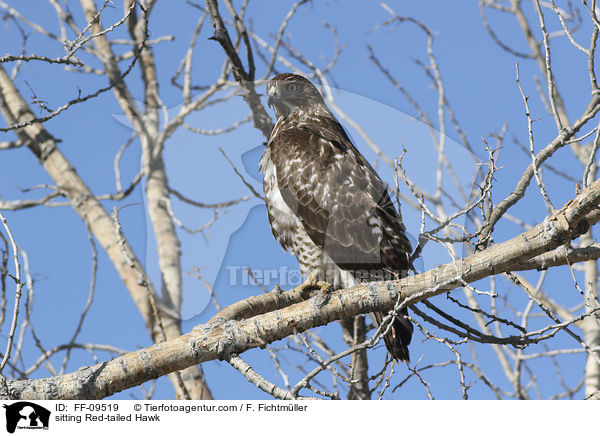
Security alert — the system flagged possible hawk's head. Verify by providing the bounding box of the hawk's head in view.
[266,73,326,119]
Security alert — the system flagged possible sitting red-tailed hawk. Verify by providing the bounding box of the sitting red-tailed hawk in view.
[260,73,413,361]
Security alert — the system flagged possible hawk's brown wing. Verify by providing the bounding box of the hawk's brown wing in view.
[268,113,414,361]
[269,113,412,274]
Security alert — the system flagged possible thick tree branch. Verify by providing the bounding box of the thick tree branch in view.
[2,178,599,399]
[508,244,600,271]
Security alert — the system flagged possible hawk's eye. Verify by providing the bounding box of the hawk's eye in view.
[286,83,299,93]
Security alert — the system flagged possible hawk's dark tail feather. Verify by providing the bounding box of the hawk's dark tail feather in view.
[373,308,413,362]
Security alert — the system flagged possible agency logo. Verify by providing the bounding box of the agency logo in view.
[2,402,50,433]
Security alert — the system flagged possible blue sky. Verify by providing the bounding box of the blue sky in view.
[0,1,595,399]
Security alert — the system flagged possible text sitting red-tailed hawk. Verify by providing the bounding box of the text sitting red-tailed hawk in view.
[260,73,413,361]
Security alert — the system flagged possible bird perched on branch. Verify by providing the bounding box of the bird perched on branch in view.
[260,73,413,361]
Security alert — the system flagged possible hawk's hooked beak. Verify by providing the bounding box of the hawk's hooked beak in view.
[266,84,279,108]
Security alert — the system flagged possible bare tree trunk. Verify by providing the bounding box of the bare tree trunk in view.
[582,248,600,398]
[340,316,370,399]
[582,169,600,398]
[0,64,211,399]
